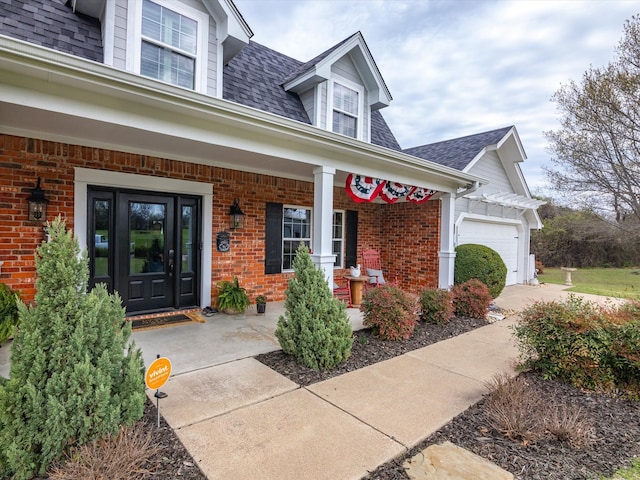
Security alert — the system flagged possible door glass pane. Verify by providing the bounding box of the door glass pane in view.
[129,202,166,274]
[181,205,194,273]
[93,199,111,277]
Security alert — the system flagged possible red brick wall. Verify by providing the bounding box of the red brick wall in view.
[0,134,440,305]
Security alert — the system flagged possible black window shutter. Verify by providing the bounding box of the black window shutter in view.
[265,203,283,274]
[345,209,358,268]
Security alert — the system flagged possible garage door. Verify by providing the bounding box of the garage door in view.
[458,221,519,285]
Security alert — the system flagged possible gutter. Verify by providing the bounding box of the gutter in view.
[0,35,486,191]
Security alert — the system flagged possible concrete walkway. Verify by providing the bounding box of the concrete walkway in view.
[153,315,519,480]
[151,283,579,480]
[0,283,624,478]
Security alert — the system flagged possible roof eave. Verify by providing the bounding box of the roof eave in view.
[0,35,480,193]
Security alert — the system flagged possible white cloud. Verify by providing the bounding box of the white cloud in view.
[233,0,639,193]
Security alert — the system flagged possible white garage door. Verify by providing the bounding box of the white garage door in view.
[458,221,519,285]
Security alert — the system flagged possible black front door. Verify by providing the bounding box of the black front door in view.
[88,188,201,315]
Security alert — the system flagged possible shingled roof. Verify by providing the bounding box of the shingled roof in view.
[403,126,514,171]
[223,40,401,151]
[1,1,400,151]
[1,0,103,63]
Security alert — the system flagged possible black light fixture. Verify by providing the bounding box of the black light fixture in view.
[27,177,49,223]
[228,198,245,230]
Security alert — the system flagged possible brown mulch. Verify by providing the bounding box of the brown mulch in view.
[112,315,639,480]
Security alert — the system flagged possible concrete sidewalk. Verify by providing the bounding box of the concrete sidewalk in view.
[153,313,519,480]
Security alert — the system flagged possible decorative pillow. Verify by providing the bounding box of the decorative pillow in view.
[366,268,386,284]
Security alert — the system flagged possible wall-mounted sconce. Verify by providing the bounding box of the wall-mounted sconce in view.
[228,198,245,230]
[27,177,49,223]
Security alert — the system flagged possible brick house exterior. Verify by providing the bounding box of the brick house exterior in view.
[1,0,538,316]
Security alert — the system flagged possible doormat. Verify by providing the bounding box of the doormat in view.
[131,310,205,331]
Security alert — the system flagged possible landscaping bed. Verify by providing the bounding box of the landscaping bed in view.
[54,314,638,480]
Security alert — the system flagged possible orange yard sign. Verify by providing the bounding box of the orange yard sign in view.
[145,357,172,390]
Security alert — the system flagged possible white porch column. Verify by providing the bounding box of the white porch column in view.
[310,166,337,288]
[438,193,456,289]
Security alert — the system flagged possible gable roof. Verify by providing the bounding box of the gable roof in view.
[223,40,401,151]
[1,1,401,152]
[403,126,514,171]
[281,31,392,110]
[1,0,103,63]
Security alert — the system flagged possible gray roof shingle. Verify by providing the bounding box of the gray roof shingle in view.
[223,41,311,124]
[403,126,513,171]
[223,40,401,151]
[1,0,103,62]
[1,4,401,152]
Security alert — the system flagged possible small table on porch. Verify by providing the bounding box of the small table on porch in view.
[344,275,370,307]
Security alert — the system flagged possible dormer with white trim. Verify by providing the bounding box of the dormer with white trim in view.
[71,0,252,97]
[282,32,392,143]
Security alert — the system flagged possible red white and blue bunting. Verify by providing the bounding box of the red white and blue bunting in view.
[345,174,385,203]
[345,173,437,204]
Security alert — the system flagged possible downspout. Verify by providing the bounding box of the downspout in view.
[455,180,480,199]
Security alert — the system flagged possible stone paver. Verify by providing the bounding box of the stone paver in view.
[404,441,514,480]
[175,388,404,480]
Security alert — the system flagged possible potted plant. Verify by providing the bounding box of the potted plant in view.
[216,277,250,314]
[255,295,267,315]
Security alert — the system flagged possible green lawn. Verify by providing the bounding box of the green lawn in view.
[538,267,640,300]
[601,458,640,479]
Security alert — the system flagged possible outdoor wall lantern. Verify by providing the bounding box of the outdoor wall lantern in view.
[228,198,245,230]
[27,177,49,223]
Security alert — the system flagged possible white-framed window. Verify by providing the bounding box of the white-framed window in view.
[329,77,364,139]
[332,210,345,268]
[282,206,312,271]
[129,0,209,92]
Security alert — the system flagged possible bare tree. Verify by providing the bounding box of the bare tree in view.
[545,15,640,231]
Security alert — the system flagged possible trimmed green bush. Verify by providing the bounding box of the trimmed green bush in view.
[0,218,145,480]
[419,288,454,324]
[452,279,492,319]
[0,283,19,344]
[454,243,507,298]
[361,285,418,340]
[275,244,353,370]
[513,295,640,394]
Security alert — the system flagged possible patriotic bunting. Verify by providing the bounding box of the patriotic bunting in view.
[379,181,413,204]
[345,173,438,204]
[345,174,385,203]
[406,187,437,204]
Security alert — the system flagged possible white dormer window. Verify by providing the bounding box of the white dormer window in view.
[129,0,209,92]
[329,77,364,139]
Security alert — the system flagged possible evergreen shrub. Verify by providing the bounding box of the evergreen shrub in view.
[454,243,507,298]
[452,279,492,319]
[275,244,353,370]
[0,218,146,480]
[361,285,418,340]
[418,288,454,324]
[513,295,640,394]
[0,283,20,344]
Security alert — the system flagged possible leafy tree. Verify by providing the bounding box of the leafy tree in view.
[275,244,353,370]
[545,15,640,230]
[0,218,145,479]
[531,199,640,268]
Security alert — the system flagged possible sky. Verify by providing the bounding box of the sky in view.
[232,0,639,195]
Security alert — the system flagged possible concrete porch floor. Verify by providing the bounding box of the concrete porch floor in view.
[132,303,365,376]
[0,302,364,379]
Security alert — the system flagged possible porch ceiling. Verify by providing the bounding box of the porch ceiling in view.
[0,35,486,193]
